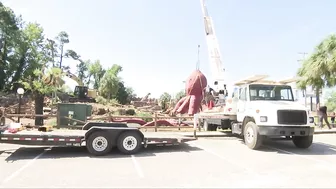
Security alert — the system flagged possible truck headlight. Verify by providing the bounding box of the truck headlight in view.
[260,116,268,122]
[309,117,315,123]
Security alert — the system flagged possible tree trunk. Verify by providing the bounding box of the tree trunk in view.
[0,40,8,90]
[34,93,44,126]
[86,75,91,86]
[59,45,64,68]
[315,88,320,105]
[10,53,27,86]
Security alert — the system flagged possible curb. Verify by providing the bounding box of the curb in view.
[184,134,234,138]
[182,131,336,138]
[314,130,336,134]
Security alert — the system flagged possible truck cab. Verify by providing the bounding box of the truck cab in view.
[231,79,315,149]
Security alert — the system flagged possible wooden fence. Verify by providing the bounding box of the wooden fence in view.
[1,110,196,132]
[1,108,334,132]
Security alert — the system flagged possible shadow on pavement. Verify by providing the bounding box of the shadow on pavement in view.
[235,138,336,155]
[262,140,336,155]
[0,149,18,156]
[3,143,202,162]
[217,130,233,134]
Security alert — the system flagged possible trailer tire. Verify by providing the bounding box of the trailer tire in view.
[117,131,143,155]
[292,135,313,149]
[244,121,263,150]
[86,131,113,156]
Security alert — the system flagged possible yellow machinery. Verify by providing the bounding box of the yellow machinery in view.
[65,71,98,103]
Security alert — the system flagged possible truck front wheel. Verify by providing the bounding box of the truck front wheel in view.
[244,122,263,150]
[292,136,313,149]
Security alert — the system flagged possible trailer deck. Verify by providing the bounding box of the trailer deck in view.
[0,122,197,156]
[0,130,195,145]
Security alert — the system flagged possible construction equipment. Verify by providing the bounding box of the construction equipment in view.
[197,75,315,150]
[65,71,98,103]
[140,93,151,102]
[200,0,227,97]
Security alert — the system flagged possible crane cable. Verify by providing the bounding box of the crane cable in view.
[196,45,201,70]
[195,45,208,110]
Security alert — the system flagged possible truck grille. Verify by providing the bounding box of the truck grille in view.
[277,110,307,125]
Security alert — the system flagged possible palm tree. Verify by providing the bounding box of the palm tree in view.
[98,64,122,100]
[297,34,336,104]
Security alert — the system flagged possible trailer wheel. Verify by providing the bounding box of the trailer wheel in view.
[210,125,217,131]
[117,131,143,155]
[86,131,112,156]
[292,135,313,149]
[244,121,263,150]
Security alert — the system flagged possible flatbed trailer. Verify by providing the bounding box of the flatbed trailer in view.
[0,122,196,156]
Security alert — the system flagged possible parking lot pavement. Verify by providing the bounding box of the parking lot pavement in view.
[0,134,335,188]
[0,144,44,182]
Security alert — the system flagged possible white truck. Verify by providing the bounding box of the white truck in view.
[198,75,315,150]
[199,0,314,149]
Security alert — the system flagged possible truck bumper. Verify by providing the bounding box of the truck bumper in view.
[258,126,314,136]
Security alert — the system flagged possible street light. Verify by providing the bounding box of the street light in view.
[17,88,24,123]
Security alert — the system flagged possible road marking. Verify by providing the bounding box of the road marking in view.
[131,155,144,178]
[188,141,259,176]
[265,145,336,173]
[0,147,51,187]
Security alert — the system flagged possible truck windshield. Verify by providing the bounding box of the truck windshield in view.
[249,84,294,101]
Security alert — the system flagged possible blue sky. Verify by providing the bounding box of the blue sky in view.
[2,0,336,98]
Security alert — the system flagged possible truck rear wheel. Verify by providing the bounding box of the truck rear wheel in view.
[292,135,313,148]
[86,131,113,156]
[117,131,143,155]
[203,120,217,131]
[244,122,263,150]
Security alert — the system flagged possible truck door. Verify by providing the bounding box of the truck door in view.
[237,87,247,122]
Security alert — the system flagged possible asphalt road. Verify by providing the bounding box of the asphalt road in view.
[0,134,336,188]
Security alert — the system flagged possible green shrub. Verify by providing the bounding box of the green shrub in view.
[96,96,108,105]
[137,112,153,122]
[125,109,136,115]
[109,98,120,105]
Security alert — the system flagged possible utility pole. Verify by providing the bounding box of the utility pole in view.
[46,38,57,104]
[59,44,64,69]
[297,52,308,108]
[47,39,56,67]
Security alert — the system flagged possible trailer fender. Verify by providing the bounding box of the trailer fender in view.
[82,122,128,130]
